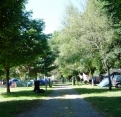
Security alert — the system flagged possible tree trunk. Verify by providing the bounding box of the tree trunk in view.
[72,75,75,86]
[34,81,40,92]
[33,81,45,93]
[89,68,95,86]
[107,68,112,90]
[35,72,37,81]
[103,59,112,90]
[5,67,10,93]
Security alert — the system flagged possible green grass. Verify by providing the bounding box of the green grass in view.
[71,84,121,117]
[0,86,53,117]
[1,83,121,117]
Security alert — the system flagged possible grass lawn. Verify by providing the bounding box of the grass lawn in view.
[0,85,53,117]
[1,82,121,117]
[71,83,121,117]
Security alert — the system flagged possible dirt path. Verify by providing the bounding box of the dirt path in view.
[17,84,103,117]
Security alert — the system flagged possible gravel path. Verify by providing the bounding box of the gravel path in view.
[17,84,103,117]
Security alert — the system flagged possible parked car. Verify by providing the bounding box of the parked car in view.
[112,75,121,88]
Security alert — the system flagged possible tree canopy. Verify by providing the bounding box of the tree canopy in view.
[0,0,52,92]
[50,0,121,90]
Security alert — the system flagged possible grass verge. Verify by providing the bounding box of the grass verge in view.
[0,86,53,117]
[72,84,121,117]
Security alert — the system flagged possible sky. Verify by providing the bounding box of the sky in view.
[25,0,86,34]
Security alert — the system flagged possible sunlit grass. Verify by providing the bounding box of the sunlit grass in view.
[1,83,121,117]
[72,84,121,117]
[0,86,53,117]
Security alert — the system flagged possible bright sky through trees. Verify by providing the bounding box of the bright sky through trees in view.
[25,0,86,34]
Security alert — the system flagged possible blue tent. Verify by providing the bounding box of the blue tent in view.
[37,79,45,85]
[12,78,19,82]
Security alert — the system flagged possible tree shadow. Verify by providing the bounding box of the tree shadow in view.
[1,89,53,98]
[0,99,41,117]
[73,87,121,94]
[0,84,121,117]
[84,96,121,117]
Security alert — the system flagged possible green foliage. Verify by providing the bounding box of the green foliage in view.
[20,18,48,64]
[100,0,121,21]
[0,69,5,80]
[0,0,27,31]
[0,1,51,92]
[55,0,113,76]
[50,0,121,80]
[100,0,121,68]
[0,0,27,66]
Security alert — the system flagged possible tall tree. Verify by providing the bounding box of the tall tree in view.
[77,0,114,90]
[100,0,121,69]
[0,0,27,92]
[54,0,115,90]
[0,1,48,92]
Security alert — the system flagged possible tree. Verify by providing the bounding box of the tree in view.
[0,0,28,92]
[52,0,115,90]
[99,0,121,69]
[56,4,84,76]
[48,31,63,78]
[54,1,97,77]
[77,0,115,90]
[0,1,48,92]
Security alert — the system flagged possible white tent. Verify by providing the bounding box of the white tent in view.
[83,73,89,82]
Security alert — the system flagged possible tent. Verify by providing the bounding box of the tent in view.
[98,69,121,87]
[11,78,19,82]
[37,79,45,85]
[16,81,27,87]
[98,76,111,87]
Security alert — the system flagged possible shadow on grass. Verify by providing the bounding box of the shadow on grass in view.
[3,94,120,117]
[1,89,53,98]
[73,87,121,94]
[84,96,121,117]
[0,95,121,117]
[0,84,121,117]
[0,99,41,117]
